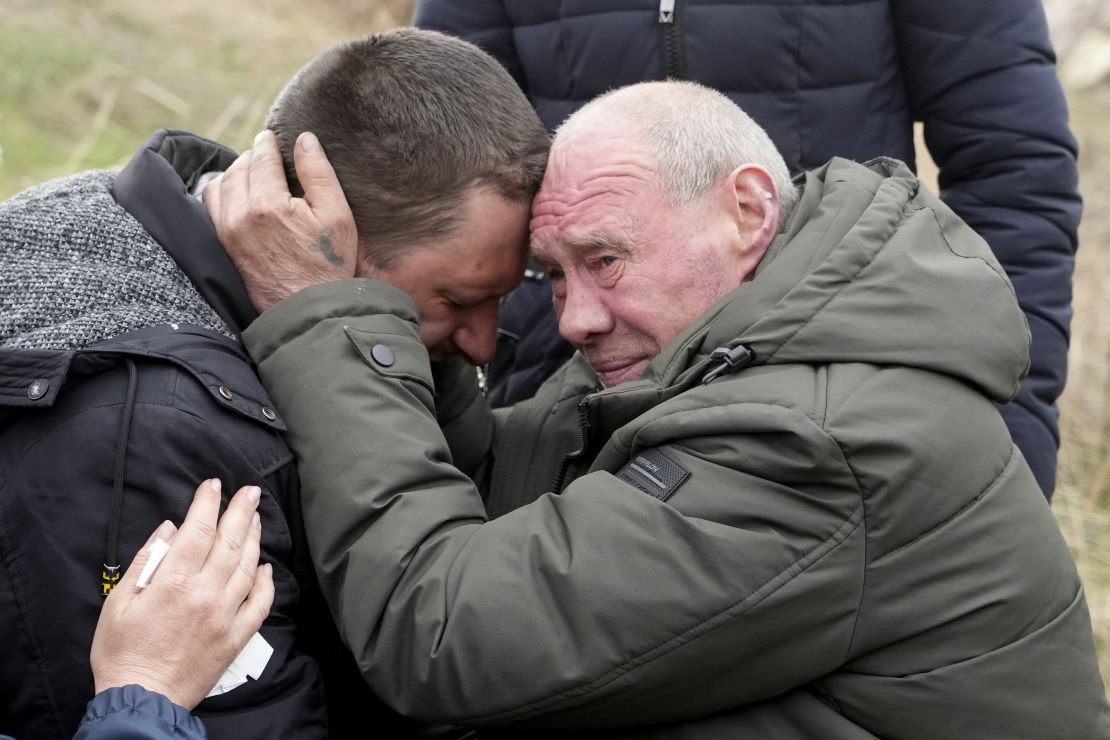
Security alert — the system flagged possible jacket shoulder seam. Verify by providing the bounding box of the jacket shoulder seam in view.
[818,402,871,664]
[870,445,1020,567]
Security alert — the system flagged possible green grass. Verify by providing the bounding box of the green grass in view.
[0,0,410,197]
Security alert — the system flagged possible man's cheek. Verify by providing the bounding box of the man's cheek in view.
[418,322,445,351]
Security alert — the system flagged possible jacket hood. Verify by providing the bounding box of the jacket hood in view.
[112,129,257,335]
[648,157,1030,403]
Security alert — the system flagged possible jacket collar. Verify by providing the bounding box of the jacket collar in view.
[581,155,1031,450]
[111,129,258,335]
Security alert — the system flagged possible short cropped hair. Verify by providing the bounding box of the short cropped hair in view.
[268,29,549,267]
[556,81,799,224]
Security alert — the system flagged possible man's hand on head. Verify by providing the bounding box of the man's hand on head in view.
[204,130,358,312]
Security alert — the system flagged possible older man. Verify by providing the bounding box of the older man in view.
[207,81,1108,736]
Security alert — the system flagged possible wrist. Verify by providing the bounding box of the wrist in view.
[248,267,354,313]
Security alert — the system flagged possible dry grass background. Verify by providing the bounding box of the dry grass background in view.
[0,0,414,192]
[2,0,1109,696]
[1055,82,1110,689]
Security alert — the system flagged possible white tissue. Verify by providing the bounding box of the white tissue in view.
[205,632,274,697]
[136,539,171,589]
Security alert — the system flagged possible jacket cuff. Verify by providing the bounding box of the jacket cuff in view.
[243,278,419,364]
[74,685,206,739]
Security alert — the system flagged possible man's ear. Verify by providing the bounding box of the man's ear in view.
[723,164,781,280]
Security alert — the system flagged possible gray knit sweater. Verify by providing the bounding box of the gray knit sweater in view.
[0,170,232,350]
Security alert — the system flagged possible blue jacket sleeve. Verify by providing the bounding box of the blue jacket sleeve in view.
[413,0,527,90]
[72,686,207,740]
[891,0,1081,495]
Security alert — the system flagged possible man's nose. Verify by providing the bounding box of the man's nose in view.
[452,301,500,366]
[557,281,613,346]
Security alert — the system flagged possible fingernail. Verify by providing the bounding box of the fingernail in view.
[252,512,261,530]
[254,130,269,146]
[210,478,222,493]
[153,519,176,543]
[247,486,261,505]
[263,563,273,576]
[299,132,320,153]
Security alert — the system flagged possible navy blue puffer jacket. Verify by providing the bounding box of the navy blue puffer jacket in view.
[415,0,1081,497]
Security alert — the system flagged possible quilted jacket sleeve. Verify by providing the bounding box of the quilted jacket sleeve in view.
[891,0,1081,495]
[243,279,865,728]
[72,686,207,740]
[413,0,527,91]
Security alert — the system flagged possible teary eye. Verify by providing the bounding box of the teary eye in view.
[587,253,625,288]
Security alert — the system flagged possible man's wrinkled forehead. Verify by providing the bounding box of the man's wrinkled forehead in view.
[529,132,656,251]
[528,141,582,226]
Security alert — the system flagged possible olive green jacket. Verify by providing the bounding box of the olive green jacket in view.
[243,158,1109,737]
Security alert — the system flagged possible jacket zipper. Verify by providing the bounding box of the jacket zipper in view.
[552,399,592,494]
[659,0,685,80]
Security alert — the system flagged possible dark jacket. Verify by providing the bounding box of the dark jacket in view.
[241,158,1108,737]
[0,131,349,739]
[414,0,1082,497]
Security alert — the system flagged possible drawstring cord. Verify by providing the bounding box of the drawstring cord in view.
[101,358,137,596]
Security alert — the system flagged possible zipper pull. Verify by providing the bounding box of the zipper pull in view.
[659,0,676,24]
[701,344,756,385]
[552,399,592,494]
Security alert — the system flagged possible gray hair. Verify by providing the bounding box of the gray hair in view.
[555,81,798,224]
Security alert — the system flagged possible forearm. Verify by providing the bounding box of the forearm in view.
[243,280,864,727]
[243,279,490,715]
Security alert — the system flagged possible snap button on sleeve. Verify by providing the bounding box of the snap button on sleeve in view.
[262,406,277,421]
[27,379,49,400]
[218,386,234,400]
[370,344,395,367]
[344,325,433,393]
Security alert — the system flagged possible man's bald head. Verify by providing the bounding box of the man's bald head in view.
[554,81,798,220]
